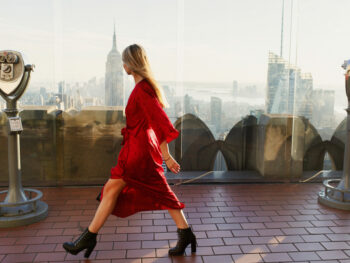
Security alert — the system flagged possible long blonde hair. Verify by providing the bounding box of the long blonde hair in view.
[122,44,169,108]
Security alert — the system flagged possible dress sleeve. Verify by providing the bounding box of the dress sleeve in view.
[136,85,179,144]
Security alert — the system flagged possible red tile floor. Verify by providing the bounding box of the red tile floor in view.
[1,183,350,263]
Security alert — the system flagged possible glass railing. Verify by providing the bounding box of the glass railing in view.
[0,0,348,185]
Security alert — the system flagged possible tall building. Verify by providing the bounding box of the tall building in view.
[286,66,300,114]
[56,81,67,110]
[312,89,335,128]
[105,24,124,106]
[210,96,222,132]
[184,94,194,114]
[232,80,238,96]
[265,52,313,119]
[295,73,313,119]
[265,52,289,114]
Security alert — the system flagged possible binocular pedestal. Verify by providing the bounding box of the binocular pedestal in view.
[0,105,48,227]
[318,60,350,210]
[0,50,48,227]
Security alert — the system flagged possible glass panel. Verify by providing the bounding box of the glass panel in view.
[293,0,348,178]
[178,0,297,183]
[1,0,349,186]
[0,0,179,186]
[0,0,56,186]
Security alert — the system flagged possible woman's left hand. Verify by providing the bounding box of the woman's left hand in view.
[165,155,180,174]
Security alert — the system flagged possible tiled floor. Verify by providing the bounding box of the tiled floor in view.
[1,183,350,263]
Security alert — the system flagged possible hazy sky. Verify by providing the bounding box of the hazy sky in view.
[0,0,349,90]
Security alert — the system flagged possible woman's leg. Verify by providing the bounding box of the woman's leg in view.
[167,209,189,229]
[167,208,197,255]
[88,178,127,233]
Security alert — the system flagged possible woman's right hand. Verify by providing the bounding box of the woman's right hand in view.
[165,155,180,174]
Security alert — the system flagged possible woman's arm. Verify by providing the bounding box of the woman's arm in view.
[135,84,179,145]
[159,140,180,174]
[159,140,170,160]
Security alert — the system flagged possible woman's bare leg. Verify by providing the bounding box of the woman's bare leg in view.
[168,209,189,229]
[88,178,127,233]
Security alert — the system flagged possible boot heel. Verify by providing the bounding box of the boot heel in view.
[191,239,197,252]
[84,243,96,258]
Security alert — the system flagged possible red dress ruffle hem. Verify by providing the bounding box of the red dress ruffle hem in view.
[97,79,185,218]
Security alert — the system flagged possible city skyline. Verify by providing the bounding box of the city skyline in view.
[0,0,349,90]
[0,0,349,131]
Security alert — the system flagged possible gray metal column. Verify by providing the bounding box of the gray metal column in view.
[318,59,350,210]
[0,50,48,227]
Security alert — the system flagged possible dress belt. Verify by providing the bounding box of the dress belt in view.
[121,127,129,145]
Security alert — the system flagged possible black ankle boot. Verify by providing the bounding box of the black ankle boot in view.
[168,226,197,256]
[62,227,97,258]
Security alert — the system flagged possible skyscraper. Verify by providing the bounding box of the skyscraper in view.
[265,52,289,114]
[105,24,124,106]
[232,80,238,96]
[296,73,313,119]
[265,52,313,119]
[210,96,222,132]
[312,89,335,127]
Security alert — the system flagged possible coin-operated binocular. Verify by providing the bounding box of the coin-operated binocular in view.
[318,59,350,210]
[0,50,48,227]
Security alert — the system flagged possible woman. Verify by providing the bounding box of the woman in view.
[62,44,197,258]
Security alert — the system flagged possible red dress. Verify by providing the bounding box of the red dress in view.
[97,79,185,218]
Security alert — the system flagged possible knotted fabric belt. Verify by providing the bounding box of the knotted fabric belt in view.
[121,127,129,145]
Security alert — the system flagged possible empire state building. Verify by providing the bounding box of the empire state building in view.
[105,25,123,106]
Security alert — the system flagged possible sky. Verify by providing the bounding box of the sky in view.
[0,0,349,91]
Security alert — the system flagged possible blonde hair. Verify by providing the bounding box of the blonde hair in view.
[122,44,169,108]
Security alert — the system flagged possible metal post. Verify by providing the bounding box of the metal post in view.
[318,59,350,210]
[4,101,27,205]
[0,50,48,227]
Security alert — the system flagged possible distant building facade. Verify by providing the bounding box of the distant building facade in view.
[105,25,124,106]
[266,52,289,114]
[312,89,335,128]
[232,80,238,96]
[210,96,222,132]
[265,52,313,120]
[296,73,313,119]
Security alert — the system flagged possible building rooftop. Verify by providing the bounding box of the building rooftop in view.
[1,183,350,262]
